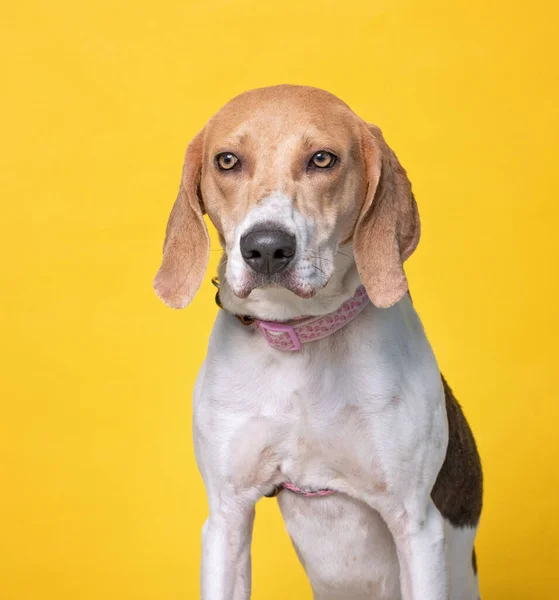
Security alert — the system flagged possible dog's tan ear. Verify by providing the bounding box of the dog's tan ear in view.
[353,124,420,308]
[153,131,210,309]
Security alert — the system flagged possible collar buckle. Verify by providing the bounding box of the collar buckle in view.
[258,320,302,351]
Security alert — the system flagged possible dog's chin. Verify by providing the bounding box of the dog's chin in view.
[231,272,327,300]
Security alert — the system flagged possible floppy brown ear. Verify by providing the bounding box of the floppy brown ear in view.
[153,131,210,309]
[353,124,420,308]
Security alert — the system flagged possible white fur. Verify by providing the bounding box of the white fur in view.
[192,198,480,599]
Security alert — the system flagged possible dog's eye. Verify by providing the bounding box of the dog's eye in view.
[216,152,240,171]
[310,151,337,169]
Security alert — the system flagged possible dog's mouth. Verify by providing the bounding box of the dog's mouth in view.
[232,272,322,299]
[230,263,331,299]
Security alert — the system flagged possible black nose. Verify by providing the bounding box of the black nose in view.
[240,229,296,275]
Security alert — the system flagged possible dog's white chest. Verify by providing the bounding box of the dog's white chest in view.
[194,299,443,500]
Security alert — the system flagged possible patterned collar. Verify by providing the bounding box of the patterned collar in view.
[213,278,369,352]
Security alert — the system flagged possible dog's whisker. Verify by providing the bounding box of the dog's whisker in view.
[305,252,354,265]
[312,264,328,279]
[306,254,336,265]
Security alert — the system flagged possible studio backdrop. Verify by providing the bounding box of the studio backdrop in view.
[1,0,557,598]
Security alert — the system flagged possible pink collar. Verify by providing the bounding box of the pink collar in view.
[254,285,369,352]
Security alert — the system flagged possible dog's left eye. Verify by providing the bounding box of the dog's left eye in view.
[216,152,240,171]
[309,151,337,169]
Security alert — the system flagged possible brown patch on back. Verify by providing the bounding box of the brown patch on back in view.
[431,376,483,528]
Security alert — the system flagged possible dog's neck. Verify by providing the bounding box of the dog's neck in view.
[217,246,363,322]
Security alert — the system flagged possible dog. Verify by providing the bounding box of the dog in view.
[153,85,483,600]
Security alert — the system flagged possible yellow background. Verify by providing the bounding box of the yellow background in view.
[1,0,557,598]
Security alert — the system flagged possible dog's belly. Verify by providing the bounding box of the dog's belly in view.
[278,491,401,599]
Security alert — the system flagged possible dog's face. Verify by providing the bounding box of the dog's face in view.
[201,87,367,299]
[154,85,420,309]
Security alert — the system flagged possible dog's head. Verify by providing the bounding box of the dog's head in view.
[153,85,419,310]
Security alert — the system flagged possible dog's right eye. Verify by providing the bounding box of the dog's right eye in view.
[216,152,240,171]
[309,151,337,169]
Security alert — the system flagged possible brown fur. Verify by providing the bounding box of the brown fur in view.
[431,376,483,528]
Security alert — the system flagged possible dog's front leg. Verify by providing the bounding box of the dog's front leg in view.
[201,490,258,600]
[375,496,449,600]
